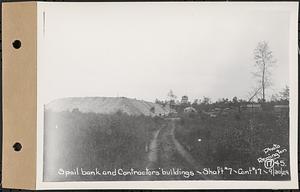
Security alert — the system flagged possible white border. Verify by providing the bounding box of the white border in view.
[36,2,299,190]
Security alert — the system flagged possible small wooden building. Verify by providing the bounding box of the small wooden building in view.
[274,105,289,113]
[241,103,262,113]
[184,106,197,113]
[181,95,189,104]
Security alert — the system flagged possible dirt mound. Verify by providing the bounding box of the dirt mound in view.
[46,97,172,116]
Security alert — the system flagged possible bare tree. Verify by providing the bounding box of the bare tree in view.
[253,41,276,102]
[270,86,289,102]
[247,87,262,102]
[167,90,177,102]
[279,85,289,101]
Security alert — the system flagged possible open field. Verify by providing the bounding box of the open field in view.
[43,110,166,181]
[174,110,290,180]
[43,99,290,181]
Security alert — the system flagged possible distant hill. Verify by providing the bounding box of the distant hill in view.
[45,97,173,116]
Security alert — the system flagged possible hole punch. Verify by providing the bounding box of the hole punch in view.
[13,142,22,152]
[12,40,21,49]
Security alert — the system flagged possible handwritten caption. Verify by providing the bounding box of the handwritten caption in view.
[256,144,289,176]
[58,166,289,178]
[57,144,289,178]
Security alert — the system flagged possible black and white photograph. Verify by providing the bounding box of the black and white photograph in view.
[36,2,298,188]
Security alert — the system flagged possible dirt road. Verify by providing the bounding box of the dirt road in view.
[144,118,210,180]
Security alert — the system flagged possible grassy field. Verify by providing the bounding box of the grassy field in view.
[174,110,290,180]
[43,106,290,181]
[43,110,166,181]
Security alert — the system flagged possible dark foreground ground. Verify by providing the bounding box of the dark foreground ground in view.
[43,110,290,181]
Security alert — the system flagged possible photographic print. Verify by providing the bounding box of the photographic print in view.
[35,2,298,189]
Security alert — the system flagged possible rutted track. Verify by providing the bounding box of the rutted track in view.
[129,118,221,181]
[143,118,210,180]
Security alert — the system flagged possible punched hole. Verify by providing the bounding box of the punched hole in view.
[13,142,22,152]
[12,40,21,49]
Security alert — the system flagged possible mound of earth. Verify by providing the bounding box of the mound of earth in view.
[46,97,173,116]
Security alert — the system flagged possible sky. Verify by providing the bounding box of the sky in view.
[39,2,292,104]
